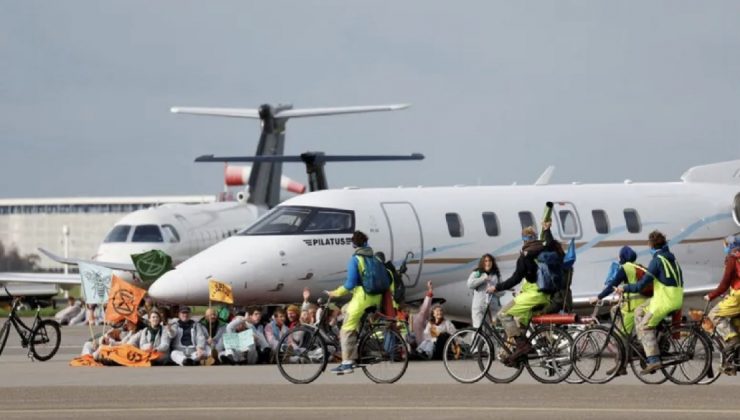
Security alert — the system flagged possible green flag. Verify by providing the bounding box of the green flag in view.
[131,249,173,282]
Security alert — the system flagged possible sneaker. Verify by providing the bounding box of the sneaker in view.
[219,354,235,365]
[182,358,195,366]
[330,363,355,375]
[640,361,662,375]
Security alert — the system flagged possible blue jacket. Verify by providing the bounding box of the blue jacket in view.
[340,246,373,291]
[623,245,682,293]
[598,267,629,300]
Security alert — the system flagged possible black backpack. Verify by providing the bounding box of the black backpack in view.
[384,261,406,304]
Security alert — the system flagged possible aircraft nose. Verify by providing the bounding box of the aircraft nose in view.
[148,270,189,304]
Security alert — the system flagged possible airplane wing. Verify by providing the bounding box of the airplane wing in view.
[38,247,136,272]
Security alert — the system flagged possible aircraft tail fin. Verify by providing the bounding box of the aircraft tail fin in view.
[681,159,740,184]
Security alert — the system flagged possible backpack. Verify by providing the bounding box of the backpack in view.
[356,255,392,295]
[632,264,653,297]
[535,251,563,294]
[384,261,406,303]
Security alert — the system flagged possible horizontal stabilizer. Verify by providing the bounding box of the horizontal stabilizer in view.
[170,107,260,119]
[38,248,137,272]
[681,159,740,184]
[275,104,409,118]
[170,104,409,120]
[196,153,424,163]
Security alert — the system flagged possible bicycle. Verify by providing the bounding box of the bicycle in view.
[0,287,62,361]
[276,297,409,384]
[442,297,573,384]
[688,305,738,385]
[571,296,711,385]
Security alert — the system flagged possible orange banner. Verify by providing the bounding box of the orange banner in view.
[69,354,103,367]
[98,344,163,367]
[105,275,146,325]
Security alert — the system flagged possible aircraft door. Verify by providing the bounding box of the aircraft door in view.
[381,202,423,288]
[553,202,583,240]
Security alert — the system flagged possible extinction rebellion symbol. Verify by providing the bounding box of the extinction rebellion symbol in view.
[111,289,136,316]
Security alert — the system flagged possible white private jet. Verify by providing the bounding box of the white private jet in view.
[0,103,410,294]
[148,159,740,320]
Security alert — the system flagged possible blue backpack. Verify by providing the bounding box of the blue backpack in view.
[356,255,392,295]
[535,251,563,294]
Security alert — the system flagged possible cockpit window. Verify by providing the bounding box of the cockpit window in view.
[161,224,180,243]
[131,224,164,242]
[304,210,353,233]
[243,206,355,235]
[103,225,131,243]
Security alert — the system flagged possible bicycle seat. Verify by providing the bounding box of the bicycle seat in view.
[531,313,579,325]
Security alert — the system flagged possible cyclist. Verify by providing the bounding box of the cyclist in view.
[325,230,383,375]
[488,222,555,362]
[590,246,650,335]
[616,230,683,374]
[704,235,740,374]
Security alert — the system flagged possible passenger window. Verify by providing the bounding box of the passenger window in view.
[445,213,463,238]
[518,211,537,231]
[103,225,131,243]
[624,209,642,233]
[161,224,180,243]
[304,210,354,233]
[132,225,164,242]
[558,210,578,236]
[592,210,610,234]
[482,212,500,236]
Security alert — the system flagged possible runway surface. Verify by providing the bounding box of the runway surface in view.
[1,324,738,420]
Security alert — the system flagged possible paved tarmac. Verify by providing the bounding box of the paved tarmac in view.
[0,324,738,420]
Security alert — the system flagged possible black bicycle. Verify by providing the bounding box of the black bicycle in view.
[0,287,62,361]
[442,298,573,384]
[276,297,409,384]
[571,297,711,385]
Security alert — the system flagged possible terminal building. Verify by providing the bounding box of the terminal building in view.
[0,195,215,270]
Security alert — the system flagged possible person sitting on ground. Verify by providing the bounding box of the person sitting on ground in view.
[199,307,226,363]
[219,308,270,365]
[170,306,207,366]
[55,296,83,326]
[81,319,139,361]
[127,310,171,365]
[285,304,301,330]
[265,307,289,353]
[416,303,457,360]
[246,307,272,363]
[67,298,89,326]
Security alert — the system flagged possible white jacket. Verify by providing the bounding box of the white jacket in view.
[467,270,502,328]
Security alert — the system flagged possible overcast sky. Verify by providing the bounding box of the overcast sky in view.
[2,1,739,198]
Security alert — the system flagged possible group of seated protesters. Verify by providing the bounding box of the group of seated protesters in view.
[74,282,450,366]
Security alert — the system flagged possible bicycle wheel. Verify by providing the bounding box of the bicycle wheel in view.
[628,337,670,384]
[30,320,60,361]
[359,326,408,384]
[276,326,327,384]
[570,326,624,384]
[443,328,492,384]
[0,321,10,356]
[662,326,711,385]
[484,334,524,384]
[699,335,724,385]
[525,326,573,384]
